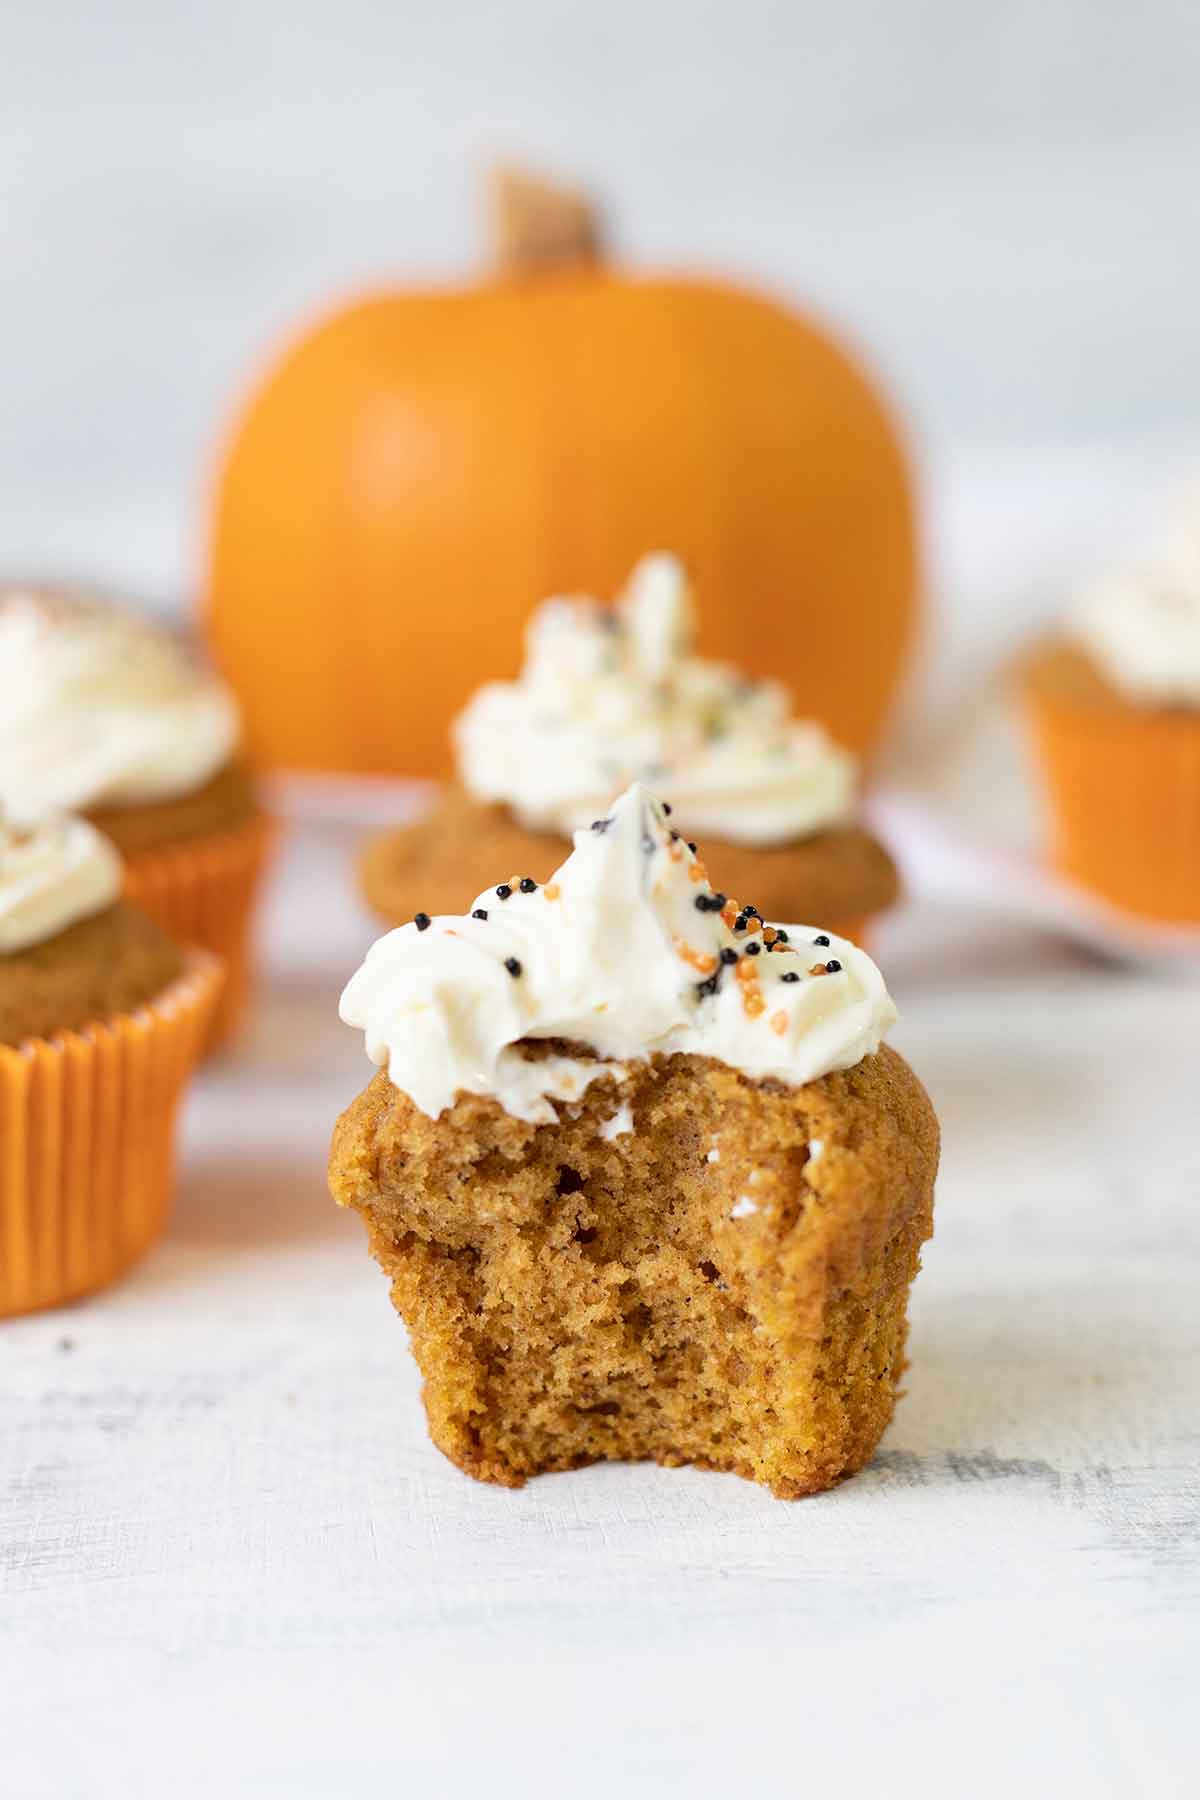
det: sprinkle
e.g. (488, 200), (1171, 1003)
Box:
(496, 884), (512, 899)
(674, 936), (718, 975)
(776, 929), (789, 943)
(770, 1010), (789, 1036)
(543, 883), (561, 902)
(826, 959), (842, 974)
(735, 959), (757, 985)
(687, 841), (697, 853)
(413, 912), (431, 931)
(745, 915), (763, 934)
(744, 906), (761, 920)
(782, 971), (800, 983)
(472, 908), (488, 920)
(720, 947), (738, 965)
(504, 957), (522, 978)
(733, 915), (749, 933)
(591, 818), (613, 833)
(743, 989), (766, 1019)
(813, 934), (830, 947)
(745, 941), (761, 956)
(763, 927), (777, 946)
(662, 802), (673, 815)
(694, 893), (724, 913)
(518, 877), (537, 893)
(696, 973), (721, 999)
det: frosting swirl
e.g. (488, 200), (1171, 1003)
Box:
(0, 587), (241, 815)
(0, 813), (122, 954)
(340, 783), (895, 1123)
(1072, 484), (1200, 707)
(454, 555), (855, 844)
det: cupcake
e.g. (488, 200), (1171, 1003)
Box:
(332, 783), (937, 1498)
(360, 555), (898, 943)
(1018, 492), (1200, 923)
(0, 812), (222, 1316)
(0, 585), (273, 1043)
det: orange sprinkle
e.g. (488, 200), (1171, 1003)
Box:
(667, 840), (684, 863)
(673, 936), (718, 976)
(763, 926), (778, 945)
(735, 959), (758, 985)
(745, 915), (763, 934)
(770, 1010), (789, 1036)
(543, 882), (561, 901)
(687, 859), (707, 885)
(720, 902), (739, 929)
(809, 962), (829, 977)
(743, 989), (766, 1019)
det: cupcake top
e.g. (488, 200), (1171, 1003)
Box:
(0, 811), (122, 955)
(454, 554), (855, 846)
(0, 585), (241, 816)
(1070, 487), (1200, 708)
(340, 783), (895, 1123)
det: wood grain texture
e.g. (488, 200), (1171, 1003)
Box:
(2, 811), (1198, 1798)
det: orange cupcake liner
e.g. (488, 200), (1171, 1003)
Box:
(122, 813), (276, 1049)
(1022, 690), (1200, 924)
(828, 914), (870, 949)
(0, 952), (223, 1319)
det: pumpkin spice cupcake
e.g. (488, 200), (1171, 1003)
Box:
(0, 584), (274, 1044)
(333, 784), (937, 1498)
(1018, 489), (1200, 924)
(360, 555), (899, 943)
(0, 813), (222, 1316)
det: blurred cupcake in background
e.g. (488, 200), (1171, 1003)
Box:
(1018, 484), (1200, 925)
(0, 811), (222, 1315)
(0, 585), (274, 1043)
(360, 555), (899, 942)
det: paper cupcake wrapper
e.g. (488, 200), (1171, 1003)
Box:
(0, 952), (223, 1318)
(122, 813), (275, 1049)
(1023, 691), (1200, 924)
(828, 914), (870, 949)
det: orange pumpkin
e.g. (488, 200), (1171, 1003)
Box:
(205, 172), (917, 776)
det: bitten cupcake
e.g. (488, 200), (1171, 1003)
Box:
(333, 784), (937, 1498)
(0, 812), (222, 1316)
(0, 584), (274, 1043)
(360, 555), (898, 943)
(1018, 491), (1200, 924)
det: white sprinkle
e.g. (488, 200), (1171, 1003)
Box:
(731, 1195), (759, 1219)
(599, 1101), (634, 1140)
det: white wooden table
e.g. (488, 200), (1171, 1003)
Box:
(3, 807), (1198, 1798)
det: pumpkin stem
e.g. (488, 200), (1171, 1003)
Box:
(488, 164), (603, 276)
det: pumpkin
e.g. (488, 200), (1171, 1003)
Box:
(205, 170), (917, 776)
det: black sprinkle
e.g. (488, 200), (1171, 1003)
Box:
(696, 973), (721, 998)
(744, 906), (761, 920)
(413, 911), (431, 931)
(694, 893), (725, 913)
(671, 830), (681, 842)
(733, 916), (749, 933)
(776, 929), (789, 943)
(518, 877), (537, 893)
(745, 941), (761, 956)
(590, 817), (613, 834)
(496, 884), (513, 899)
(711, 893), (727, 910)
(472, 908), (488, 920)
(662, 802), (673, 815)
(720, 947), (738, 965)
(813, 934), (830, 947)
(782, 972), (800, 983)
(504, 957), (522, 978)
(687, 841), (697, 853)
(825, 959), (842, 974)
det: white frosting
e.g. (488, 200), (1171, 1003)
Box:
(1072, 484), (1200, 707)
(454, 554), (855, 845)
(0, 813), (122, 954)
(0, 588), (241, 816)
(340, 783), (896, 1124)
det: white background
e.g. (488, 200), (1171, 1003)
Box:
(3, 7), (1200, 1795)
